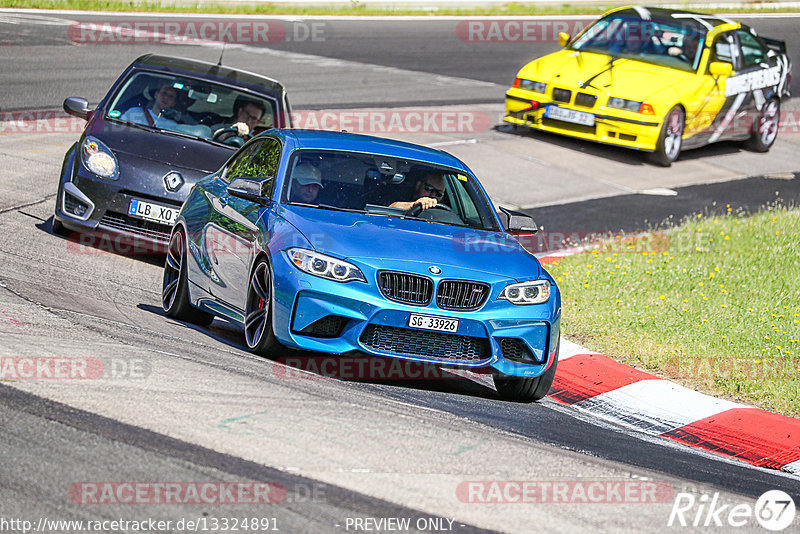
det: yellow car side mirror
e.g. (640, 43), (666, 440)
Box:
(558, 32), (570, 48)
(709, 61), (733, 77)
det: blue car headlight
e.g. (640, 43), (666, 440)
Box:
(81, 136), (119, 180)
(286, 248), (366, 283)
(498, 280), (550, 305)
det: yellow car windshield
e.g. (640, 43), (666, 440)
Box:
(571, 15), (706, 72)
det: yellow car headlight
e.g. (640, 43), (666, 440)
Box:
(607, 98), (655, 115)
(513, 78), (547, 94)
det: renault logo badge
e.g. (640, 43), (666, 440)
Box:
(163, 171), (184, 192)
(429, 266), (441, 275)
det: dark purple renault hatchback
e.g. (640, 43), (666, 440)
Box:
(54, 54), (292, 249)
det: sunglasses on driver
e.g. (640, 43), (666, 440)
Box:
(423, 183), (445, 198)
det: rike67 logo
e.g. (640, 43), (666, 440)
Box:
(669, 490), (796, 531)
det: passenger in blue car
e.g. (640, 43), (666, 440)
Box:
(389, 172), (445, 212)
(120, 81), (211, 138)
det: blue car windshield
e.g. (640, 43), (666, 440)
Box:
(282, 149), (499, 231)
(105, 71), (279, 142)
(570, 15), (706, 72)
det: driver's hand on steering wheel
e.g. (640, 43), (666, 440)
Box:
(232, 121), (250, 137)
(414, 197), (438, 211)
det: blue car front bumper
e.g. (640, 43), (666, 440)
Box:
(269, 251), (561, 378)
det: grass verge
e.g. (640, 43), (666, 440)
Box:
(2, 0), (799, 16)
(545, 205), (800, 417)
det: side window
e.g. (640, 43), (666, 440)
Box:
(222, 140), (263, 183)
(446, 175), (480, 224)
(737, 30), (767, 68)
(243, 137), (282, 197)
(710, 33), (738, 70)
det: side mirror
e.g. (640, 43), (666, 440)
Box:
(709, 61), (733, 77)
(499, 206), (538, 234)
(557, 32), (571, 48)
(63, 97), (91, 120)
(227, 176), (273, 205)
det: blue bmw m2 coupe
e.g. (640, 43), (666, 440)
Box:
(162, 129), (560, 402)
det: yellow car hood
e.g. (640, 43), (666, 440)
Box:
(518, 50), (693, 102)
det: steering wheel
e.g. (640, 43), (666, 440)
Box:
(405, 202), (452, 218)
(160, 108), (182, 122)
(212, 127), (245, 147)
(212, 126), (238, 141)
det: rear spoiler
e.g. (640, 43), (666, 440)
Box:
(762, 37), (787, 55)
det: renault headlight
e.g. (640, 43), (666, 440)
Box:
(498, 280), (550, 305)
(81, 136), (119, 180)
(286, 248), (366, 283)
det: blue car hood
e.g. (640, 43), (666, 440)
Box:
(277, 205), (543, 281)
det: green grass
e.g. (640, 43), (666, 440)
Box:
(546, 205), (800, 416)
(0, 1), (610, 15)
(3, 0), (799, 16)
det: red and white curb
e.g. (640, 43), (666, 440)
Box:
(535, 249), (800, 474)
(548, 338), (800, 474)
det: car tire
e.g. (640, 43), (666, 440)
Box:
(649, 106), (684, 167)
(162, 228), (214, 326)
(51, 217), (72, 237)
(244, 258), (280, 356)
(493, 340), (559, 403)
(745, 98), (780, 153)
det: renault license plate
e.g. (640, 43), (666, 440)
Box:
(128, 199), (178, 225)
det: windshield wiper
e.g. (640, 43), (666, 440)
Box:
(108, 117), (156, 133)
(107, 118), (221, 145)
(290, 203), (364, 213)
(153, 127), (201, 141)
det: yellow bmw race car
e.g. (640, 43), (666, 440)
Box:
(504, 6), (792, 165)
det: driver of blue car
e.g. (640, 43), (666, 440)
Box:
(389, 172), (445, 212)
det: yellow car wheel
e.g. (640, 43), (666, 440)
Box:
(649, 106), (684, 167)
(746, 98), (780, 153)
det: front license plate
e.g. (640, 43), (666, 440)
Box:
(544, 105), (595, 126)
(408, 314), (459, 333)
(128, 199), (178, 226)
